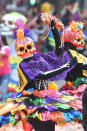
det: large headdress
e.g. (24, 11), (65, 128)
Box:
(15, 19), (36, 58)
(64, 20), (85, 49)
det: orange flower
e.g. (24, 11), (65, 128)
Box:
(17, 29), (24, 40)
(69, 21), (78, 32)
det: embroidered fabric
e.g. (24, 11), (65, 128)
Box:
(20, 51), (74, 81)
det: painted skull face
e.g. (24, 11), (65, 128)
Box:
(64, 30), (85, 49)
(15, 37), (36, 58)
(0, 20), (16, 36)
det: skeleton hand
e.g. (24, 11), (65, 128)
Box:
(82, 61), (87, 65)
(62, 57), (77, 68)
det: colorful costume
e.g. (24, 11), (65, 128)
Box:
(0, 16), (86, 131)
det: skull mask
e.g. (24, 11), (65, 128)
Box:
(15, 37), (36, 58)
(0, 12), (27, 36)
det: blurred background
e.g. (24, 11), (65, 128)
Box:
(0, 0), (86, 23)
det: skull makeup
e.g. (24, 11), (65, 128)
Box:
(15, 37), (36, 58)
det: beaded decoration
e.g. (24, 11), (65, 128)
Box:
(64, 20), (85, 48)
(17, 29), (24, 40)
(69, 21), (83, 32)
(40, 13), (64, 48)
(15, 19), (36, 58)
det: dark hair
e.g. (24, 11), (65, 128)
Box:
(64, 42), (76, 50)
(1, 36), (8, 46)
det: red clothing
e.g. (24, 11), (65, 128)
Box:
(0, 46), (11, 75)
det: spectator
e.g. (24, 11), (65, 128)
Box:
(61, 1), (73, 26)
(0, 36), (11, 100)
(30, 16), (47, 52)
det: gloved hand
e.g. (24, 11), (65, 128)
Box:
(69, 57), (78, 66)
(66, 57), (78, 68)
(51, 20), (56, 29)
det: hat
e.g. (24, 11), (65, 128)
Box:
(64, 20), (85, 49)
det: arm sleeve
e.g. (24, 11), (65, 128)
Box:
(51, 20), (63, 56)
(35, 57), (77, 80)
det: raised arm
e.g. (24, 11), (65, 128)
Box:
(51, 20), (63, 56)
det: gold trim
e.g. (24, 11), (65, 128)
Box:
(17, 64), (28, 91)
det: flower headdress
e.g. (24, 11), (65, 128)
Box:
(64, 20), (85, 49)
